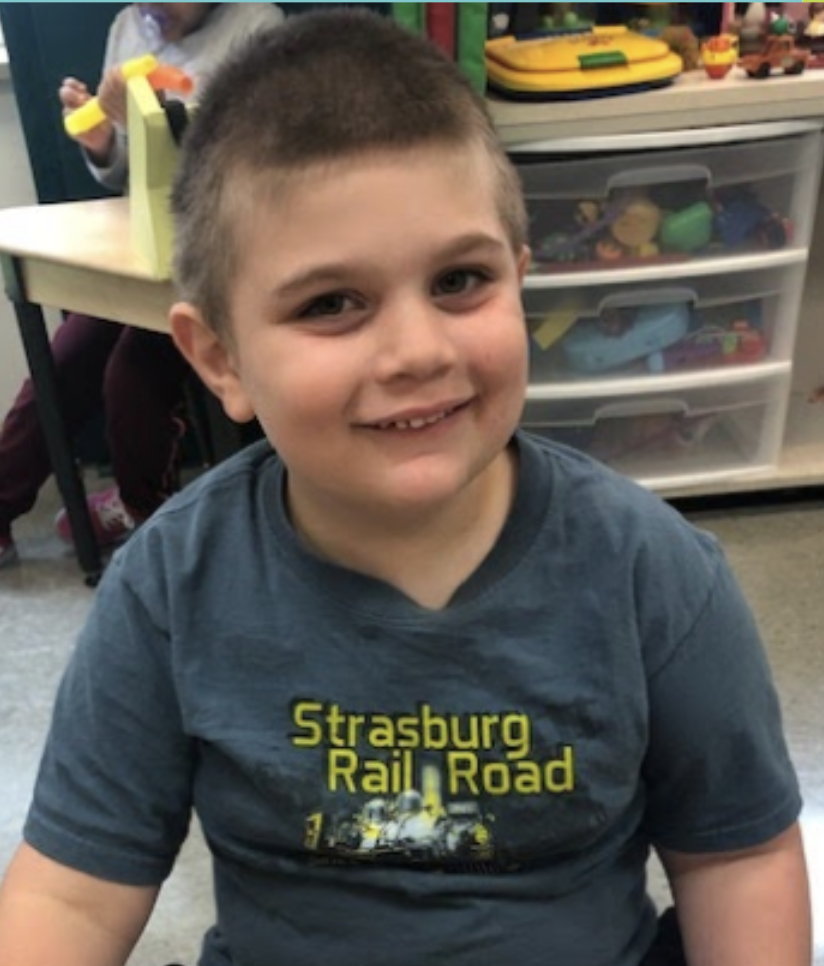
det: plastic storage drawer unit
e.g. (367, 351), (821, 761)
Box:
(522, 369), (791, 491)
(524, 262), (807, 384)
(515, 122), (823, 275)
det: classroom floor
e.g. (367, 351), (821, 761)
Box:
(1, 477), (822, 965)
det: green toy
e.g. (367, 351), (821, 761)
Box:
(659, 202), (714, 254)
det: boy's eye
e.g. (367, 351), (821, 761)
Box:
(434, 268), (489, 298)
(299, 292), (358, 318)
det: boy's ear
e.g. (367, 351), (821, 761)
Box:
(169, 303), (257, 424)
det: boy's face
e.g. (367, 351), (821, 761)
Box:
(137, 3), (214, 43)
(173, 145), (530, 528)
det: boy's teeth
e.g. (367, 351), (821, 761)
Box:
(387, 411), (448, 430)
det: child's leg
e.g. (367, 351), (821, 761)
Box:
(0, 313), (122, 536)
(103, 327), (190, 518)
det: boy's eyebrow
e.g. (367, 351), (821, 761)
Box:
(438, 232), (511, 262)
(270, 264), (358, 303)
(270, 233), (510, 302)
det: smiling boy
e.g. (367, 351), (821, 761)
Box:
(0, 10), (811, 966)
(174, 144), (529, 609)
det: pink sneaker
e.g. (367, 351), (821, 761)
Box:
(54, 486), (139, 548)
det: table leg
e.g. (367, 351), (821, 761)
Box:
(3, 259), (103, 585)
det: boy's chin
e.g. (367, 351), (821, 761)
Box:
(374, 458), (505, 517)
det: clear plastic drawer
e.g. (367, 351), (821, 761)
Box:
(521, 370), (791, 491)
(514, 125), (823, 275)
(524, 262), (807, 384)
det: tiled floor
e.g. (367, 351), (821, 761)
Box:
(1, 478), (822, 964)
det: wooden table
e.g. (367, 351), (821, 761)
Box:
(0, 197), (173, 584)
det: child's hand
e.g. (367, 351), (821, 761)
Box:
(59, 75), (114, 161)
(96, 65), (129, 128)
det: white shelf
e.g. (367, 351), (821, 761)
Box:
(488, 69), (824, 146)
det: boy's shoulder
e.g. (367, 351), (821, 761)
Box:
(518, 430), (692, 526)
(172, 436), (278, 510)
(130, 438), (280, 549)
(517, 429), (721, 570)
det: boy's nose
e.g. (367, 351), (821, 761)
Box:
(373, 296), (458, 381)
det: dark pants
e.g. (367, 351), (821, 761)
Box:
(642, 908), (688, 966)
(0, 313), (190, 535)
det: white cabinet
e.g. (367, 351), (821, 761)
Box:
(512, 120), (824, 495)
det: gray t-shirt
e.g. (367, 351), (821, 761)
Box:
(25, 433), (800, 966)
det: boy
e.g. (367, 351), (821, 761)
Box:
(0, 10), (811, 966)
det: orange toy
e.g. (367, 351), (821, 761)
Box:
(702, 34), (739, 79)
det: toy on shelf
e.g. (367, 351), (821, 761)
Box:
(659, 24), (701, 71)
(610, 195), (663, 253)
(535, 197), (630, 262)
(659, 201), (714, 252)
(533, 294), (770, 378)
(712, 185), (792, 250)
(701, 34), (740, 78)
(803, 4), (824, 39)
(64, 54), (193, 137)
(661, 319), (767, 369)
(484, 25), (683, 100)
(729, 3), (771, 55)
(560, 302), (690, 373)
(737, 30), (808, 77)
(794, 3), (824, 67)
(530, 181), (791, 273)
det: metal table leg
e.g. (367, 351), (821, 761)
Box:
(2, 255), (103, 585)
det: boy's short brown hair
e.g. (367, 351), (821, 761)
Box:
(171, 8), (527, 336)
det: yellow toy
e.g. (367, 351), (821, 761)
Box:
(64, 54), (193, 138)
(127, 72), (181, 279)
(485, 25), (683, 99)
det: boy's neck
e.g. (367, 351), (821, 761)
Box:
(286, 447), (519, 611)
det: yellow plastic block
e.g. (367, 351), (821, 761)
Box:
(531, 310), (578, 351)
(127, 74), (179, 279)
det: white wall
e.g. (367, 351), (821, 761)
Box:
(0, 74), (39, 415)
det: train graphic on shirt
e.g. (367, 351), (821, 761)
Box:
(304, 763), (496, 867)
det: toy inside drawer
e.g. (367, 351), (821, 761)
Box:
(514, 127), (822, 273)
(521, 371), (790, 490)
(524, 263), (806, 383)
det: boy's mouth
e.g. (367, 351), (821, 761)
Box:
(371, 401), (468, 432)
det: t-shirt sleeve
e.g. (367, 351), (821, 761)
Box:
(76, 8), (132, 193)
(83, 130), (129, 193)
(23, 554), (195, 887)
(641, 543), (801, 853)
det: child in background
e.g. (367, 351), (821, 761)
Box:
(0, 3), (283, 569)
(0, 10), (811, 966)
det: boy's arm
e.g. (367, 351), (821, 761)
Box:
(658, 822), (811, 966)
(0, 842), (158, 966)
